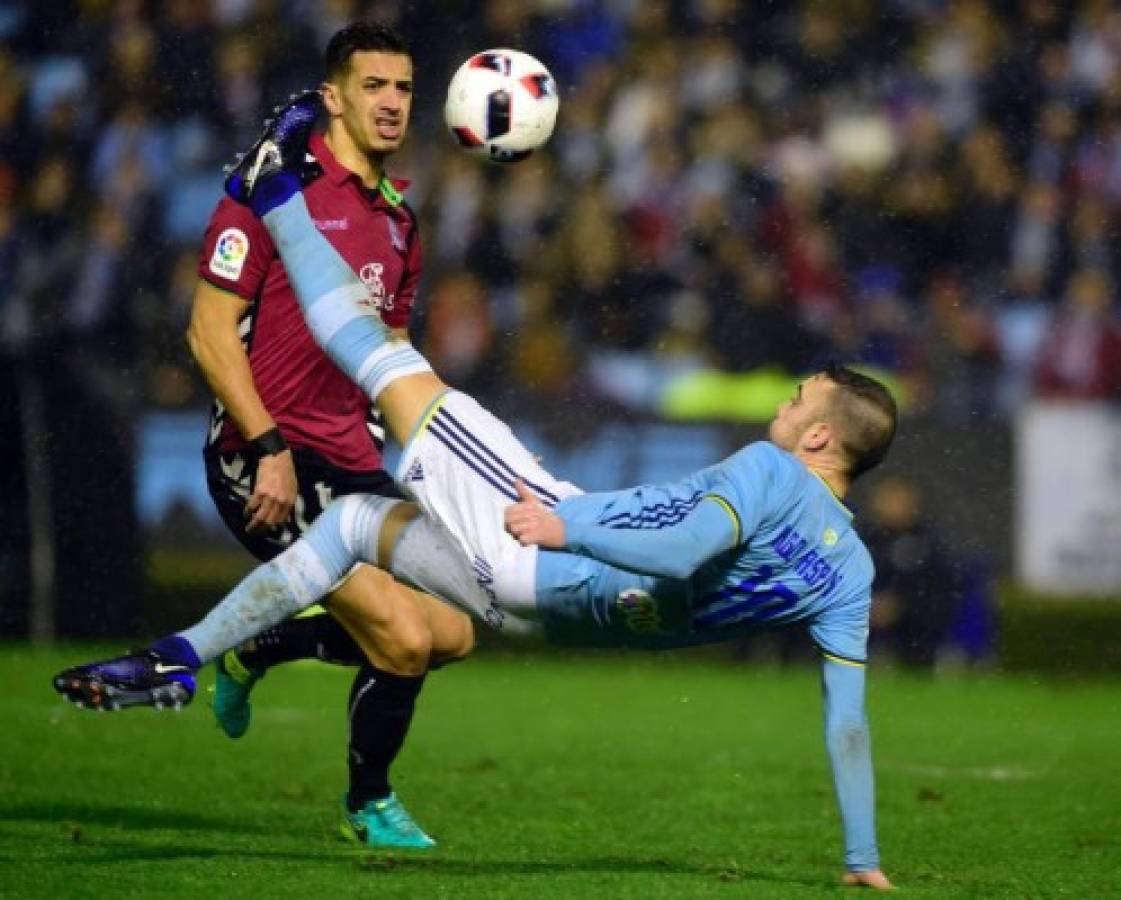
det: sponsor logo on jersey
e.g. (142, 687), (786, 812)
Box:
(359, 261), (396, 312)
(616, 589), (662, 634)
(823, 528), (838, 546)
(773, 524), (844, 597)
(472, 555), (507, 631)
(313, 217), (349, 231)
(406, 459), (424, 482)
(209, 228), (249, 280)
(473, 555), (497, 601)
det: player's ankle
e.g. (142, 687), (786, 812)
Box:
(149, 635), (202, 669)
(252, 171), (301, 218)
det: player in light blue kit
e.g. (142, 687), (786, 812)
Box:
(54, 94), (894, 890)
(522, 409), (878, 666)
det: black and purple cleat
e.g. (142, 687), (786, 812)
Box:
(53, 650), (196, 712)
(224, 89), (323, 214)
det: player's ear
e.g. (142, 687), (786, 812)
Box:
(321, 81), (342, 116)
(803, 422), (831, 453)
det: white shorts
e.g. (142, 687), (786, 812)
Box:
(394, 391), (581, 621)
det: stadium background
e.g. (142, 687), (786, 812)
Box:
(1, 0), (1119, 671)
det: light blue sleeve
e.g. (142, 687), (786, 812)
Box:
(809, 604), (870, 664)
(821, 657), (880, 872)
(708, 442), (786, 541)
(561, 498), (739, 579)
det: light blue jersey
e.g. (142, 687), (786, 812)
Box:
(533, 441), (881, 871)
(535, 441), (873, 662)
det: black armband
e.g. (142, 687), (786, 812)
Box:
(250, 426), (288, 457)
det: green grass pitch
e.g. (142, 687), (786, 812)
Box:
(0, 645), (1118, 899)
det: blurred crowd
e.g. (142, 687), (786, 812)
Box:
(4, 0), (1121, 425)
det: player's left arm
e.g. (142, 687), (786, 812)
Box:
(505, 481), (739, 578)
(821, 655), (893, 890)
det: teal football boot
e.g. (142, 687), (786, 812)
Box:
(212, 649), (264, 739)
(340, 794), (436, 849)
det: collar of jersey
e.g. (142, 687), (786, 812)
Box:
(309, 131), (409, 204)
(811, 470), (854, 519)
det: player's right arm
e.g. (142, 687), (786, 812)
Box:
(505, 481), (737, 577)
(187, 279), (297, 533)
(820, 655), (892, 890)
(189, 201), (297, 534)
(507, 445), (779, 578)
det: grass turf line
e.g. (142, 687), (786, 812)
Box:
(0, 645), (1119, 899)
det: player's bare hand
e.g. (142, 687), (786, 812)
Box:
(505, 479), (566, 548)
(245, 450), (297, 533)
(842, 870), (894, 890)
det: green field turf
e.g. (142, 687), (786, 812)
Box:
(0, 646), (1118, 899)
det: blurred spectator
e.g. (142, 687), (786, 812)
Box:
(503, 275), (588, 420)
(1034, 267), (1121, 400)
(238, 0), (319, 95)
(708, 244), (822, 374)
(155, 0), (219, 119)
(97, 13), (157, 116)
(865, 475), (960, 669)
(914, 273), (1002, 421)
(547, 183), (624, 337)
(214, 33), (265, 145)
(956, 124), (1019, 287)
(0, 48), (32, 178)
(1009, 180), (1064, 297)
(421, 270), (497, 395)
(852, 265), (916, 374)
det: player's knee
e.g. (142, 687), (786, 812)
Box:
(342, 577), (435, 672)
(399, 623), (435, 671)
(373, 614), (433, 674)
(429, 613), (475, 668)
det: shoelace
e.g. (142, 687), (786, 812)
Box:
(378, 800), (420, 835)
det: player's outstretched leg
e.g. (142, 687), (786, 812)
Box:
(53, 649), (196, 712)
(50, 495), (405, 712)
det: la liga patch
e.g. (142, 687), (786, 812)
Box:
(210, 228), (250, 280)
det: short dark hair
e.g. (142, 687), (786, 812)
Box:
(324, 22), (411, 81)
(822, 362), (898, 479)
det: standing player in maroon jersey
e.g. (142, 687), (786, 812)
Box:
(188, 22), (472, 848)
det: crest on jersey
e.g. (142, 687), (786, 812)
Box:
(616, 589), (662, 634)
(359, 261), (394, 312)
(210, 228), (249, 280)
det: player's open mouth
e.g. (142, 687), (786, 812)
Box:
(376, 119), (402, 139)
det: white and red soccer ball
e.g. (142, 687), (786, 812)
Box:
(444, 49), (559, 163)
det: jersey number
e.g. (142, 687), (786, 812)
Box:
(696, 565), (799, 627)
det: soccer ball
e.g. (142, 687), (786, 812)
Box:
(444, 49), (559, 163)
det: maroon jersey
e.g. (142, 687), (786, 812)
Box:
(197, 132), (421, 472)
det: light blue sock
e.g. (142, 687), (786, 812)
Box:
(261, 194), (431, 401)
(175, 495), (399, 664)
(177, 542), (343, 665)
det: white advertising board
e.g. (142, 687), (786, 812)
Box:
(1016, 403), (1121, 595)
